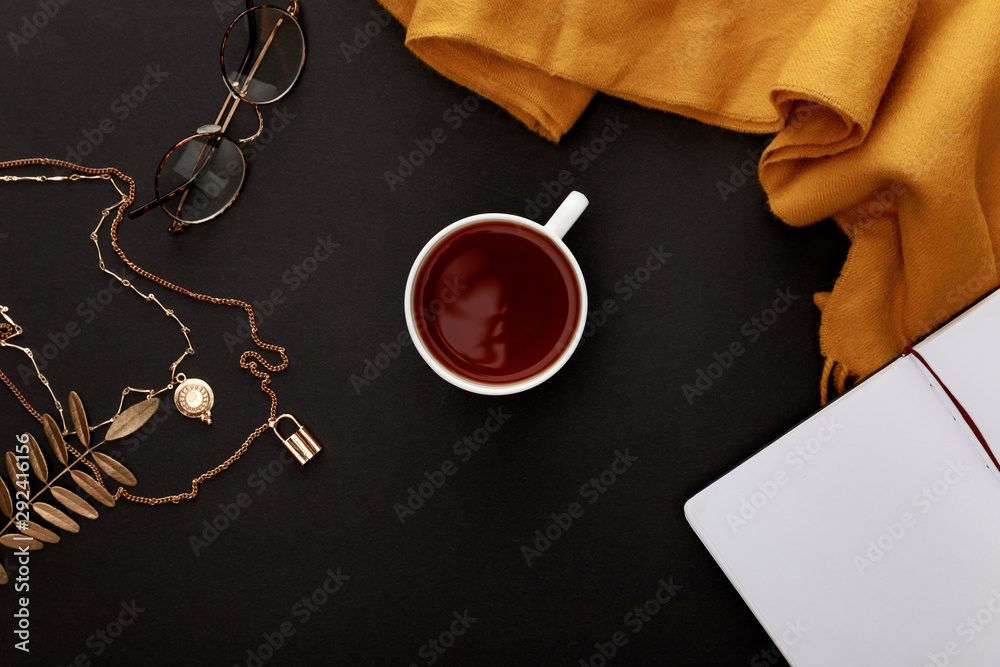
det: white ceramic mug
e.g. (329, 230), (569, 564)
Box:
(404, 192), (589, 395)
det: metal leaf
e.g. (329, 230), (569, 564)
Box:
(0, 477), (11, 519)
(69, 391), (90, 448)
(26, 434), (48, 483)
(106, 397), (160, 441)
(5, 451), (18, 485)
(92, 452), (138, 486)
(5, 451), (27, 498)
(69, 470), (115, 507)
(50, 486), (99, 519)
(42, 413), (68, 466)
(32, 502), (80, 533)
(16, 520), (60, 544)
(0, 534), (43, 551)
(0, 562), (7, 585)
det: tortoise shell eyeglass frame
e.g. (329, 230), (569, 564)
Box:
(128, 0), (305, 233)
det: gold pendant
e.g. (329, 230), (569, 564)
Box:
(174, 378), (214, 424)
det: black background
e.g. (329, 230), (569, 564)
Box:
(0, 1), (849, 665)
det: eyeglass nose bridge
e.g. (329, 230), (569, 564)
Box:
(210, 90), (265, 145)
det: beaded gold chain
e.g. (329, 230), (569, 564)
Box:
(0, 158), (321, 506)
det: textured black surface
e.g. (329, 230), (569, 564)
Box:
(0, 2), (849, 665)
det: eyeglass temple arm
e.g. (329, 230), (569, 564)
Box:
(127, 139), (220, 219)
(128, 176), (201, 220)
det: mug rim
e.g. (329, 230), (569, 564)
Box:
(404, 212), (588, 395)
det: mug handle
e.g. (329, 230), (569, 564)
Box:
(543, 191), (589, 239)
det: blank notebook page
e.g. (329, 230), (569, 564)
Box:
(686, 291), (1000, 666)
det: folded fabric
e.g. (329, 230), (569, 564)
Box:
(379, 0), (1000, 401)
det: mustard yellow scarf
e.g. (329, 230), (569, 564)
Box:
(379, 0), (1000, 401)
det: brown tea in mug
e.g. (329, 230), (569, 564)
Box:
(412, 221), (582, 384)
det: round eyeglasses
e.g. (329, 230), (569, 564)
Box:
(129, 1), (305, 232)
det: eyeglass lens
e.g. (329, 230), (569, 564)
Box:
(156, 135), (246, 224)
(222, 6), (306, 105)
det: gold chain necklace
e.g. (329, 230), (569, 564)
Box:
(0, 158), (321, 509)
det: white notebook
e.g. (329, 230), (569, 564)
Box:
(686, 290), (1000, 666)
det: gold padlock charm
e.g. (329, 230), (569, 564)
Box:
(271, 414), (322, 464)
